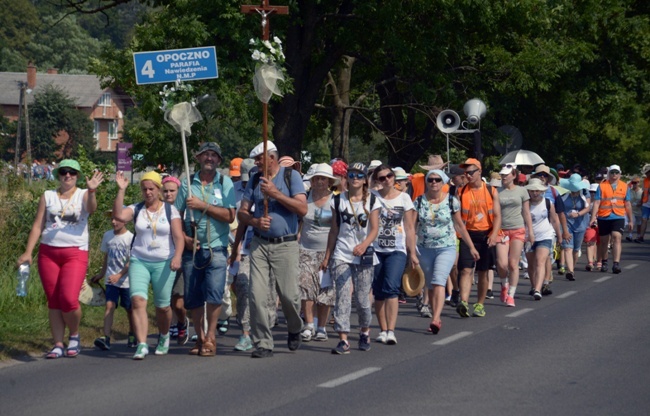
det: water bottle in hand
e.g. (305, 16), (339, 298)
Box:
(16, 263), (29, 297)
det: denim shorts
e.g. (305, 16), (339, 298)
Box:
(105, 285), (132, 310)
(642, 206), (650, 220)
(530, 239), (553, 253)
(561, 230), (586, 251)
(417, 246), (456, 287)
(372, 250), (407, 300)
(183, 247), (228, 309)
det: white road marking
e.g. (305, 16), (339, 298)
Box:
(506, 308), (534, 318)
(318, 367), (381, 388)
(556, 290), (578, 299)
(594, 276), (613, 283)
(624, 264), (638, 270)
(432, 331), (473, 346)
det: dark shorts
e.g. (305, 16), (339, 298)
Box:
(458, 231), (496, 272)
(105, 285), (132, 310)
(597, 218), (625, 236)
(172, 268), (184, 297)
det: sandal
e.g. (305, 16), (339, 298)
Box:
(189, 341), (202, 356)
(46, 345), (64, 359)
(65, 335), (81, 357)
(200, 339), (216, 357)
(429, 320), (442, 335)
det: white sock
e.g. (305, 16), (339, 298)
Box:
(317, 326), (326, 332)
(500, 278), (509, 286)
(305, 323), (314, 329)
(508, 286), (517, 297)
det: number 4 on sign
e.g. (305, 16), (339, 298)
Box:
(141, 60), (155, 79)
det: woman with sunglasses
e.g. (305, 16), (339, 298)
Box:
(321, 163), (380, 354)
(17, 159), (104, 359)
(113, 171), (184, 359)
(370, 164), (417, 345)
(495, 164), (534, 307)
(414, 170), (478, 333)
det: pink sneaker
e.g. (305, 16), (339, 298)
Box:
(500, 284), (509, 303)
(505, 295), (516, 307)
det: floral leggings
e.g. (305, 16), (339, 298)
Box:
(330, 259), (374, 334)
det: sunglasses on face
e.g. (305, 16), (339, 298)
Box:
(536, 173), (550, 178)
(427, 177), (443, 183)
(503, 164), (516, 169)
(465, 169), (479, 177)
(609, 170), (620, 175)
(347, 172), (366, 180)
(630, 181), (638, 184)
(58, 169), (78, 176)
(376, 172), (395, 182)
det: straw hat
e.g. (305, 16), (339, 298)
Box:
(420, 154), (448, 171)
(402, 264), (425, 297)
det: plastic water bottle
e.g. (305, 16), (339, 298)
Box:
(16, 263), (29, 297)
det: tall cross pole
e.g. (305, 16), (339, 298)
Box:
(241, 0), (288, 215)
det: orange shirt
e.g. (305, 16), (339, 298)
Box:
(460, 184), (496, 232)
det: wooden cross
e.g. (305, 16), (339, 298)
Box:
(241, 1), (289, 215)
(241, 0), (289, 41)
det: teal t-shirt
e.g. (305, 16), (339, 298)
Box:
(175, 171), (236, 248)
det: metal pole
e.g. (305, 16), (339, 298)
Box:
(14, 83), (24, 174)
(180, 129), (195, 224)
(24, 85), (32, 184)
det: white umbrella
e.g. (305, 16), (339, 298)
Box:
(499, 149), (544, 166)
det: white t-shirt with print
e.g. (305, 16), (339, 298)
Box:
(100, 229), (133, 288)
(41, 189), (90, 250)
(128, 203), (181, 262)
(374, 191), (415, 254)
(330, 193), (381, 265)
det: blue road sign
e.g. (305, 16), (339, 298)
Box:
(133, 46), (218, 85)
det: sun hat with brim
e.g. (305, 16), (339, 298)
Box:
(368, 160), (383, 171)
(249, 141), (278, 158)
(643, 164), (650, 174)
(141, 171), (162, 188)
(54, 159), (81, 177)
(304, 163), (336, 181)
(426, 169), (449, 184)
(420, 154), (448, 171)
(392, 167), (409, 180)
(525, 178), (547, 191)
(559, 173), (588, 193)
(402, 264), (425, 297)
(532, 164), (557, 185)
(589, 183), (599, 192)
(195, 142), (223, 159)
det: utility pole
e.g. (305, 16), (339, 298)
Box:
(23, 82), (32, 184)
(13, 82), (24, 175)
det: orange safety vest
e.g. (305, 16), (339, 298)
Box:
(410, 173), (425, 201)
(460, 183), (495, 231)
(642, 177), (650, 204)
(597, 179), (627, 217)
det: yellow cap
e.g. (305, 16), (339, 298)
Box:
(141, 171), (162, 188)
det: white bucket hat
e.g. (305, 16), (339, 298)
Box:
(303, 163), (336, 181)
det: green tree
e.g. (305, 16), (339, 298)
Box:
(29, 85), (95, 159)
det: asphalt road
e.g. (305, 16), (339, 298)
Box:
(2, 242), (649, 416)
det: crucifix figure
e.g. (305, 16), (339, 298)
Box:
(241, 0), (289, 215)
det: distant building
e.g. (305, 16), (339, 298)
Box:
(0, 63), (134, 152)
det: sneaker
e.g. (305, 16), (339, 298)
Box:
(251, 348), (273, 358)
(155, 333), (170, 355)
(420, 304), (433, 318)
(358, 334), (371, 351)
(375, 331), (388, 344)
(486, 289), (494, 299)
(626, 236), (633, 242)
(566, 271), (575, 281)
(472, 303), (486, 317)
(398, 294), (407, 304)
(586, 262), (594, 271)
(450, 290), (460, 307)
(301, 326), (315, 342)
(127, 333), (137, 348)
(287, 331), (301, 351)
(634, 237), (644, 243)
(529, 288), (536, 296)
(533, 290), (542, 301)
(456, 300), (470, 318)
(169, 323), (178, 339)
(541, 283), (553, 296)
(523, 271), (530, 279)
(505, 296), (516, 307)
(612, 263), (622, 274)
(500, 284), (509, 303)
(133, 343), (149, 360)
(314, 329), (328, 341)
(177, 317), (190, 345)
(234, 335), (253, 351)
(386, 331), (397, 345)
(331, 340), (350, 355)
(415, 295), (424, 312)
(601, 263), (608, 272)
(94, 336), (110, 351)
(217, 319), (230, 335)
(558, 265), (566, 275)
(444, 294), (452, 305)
